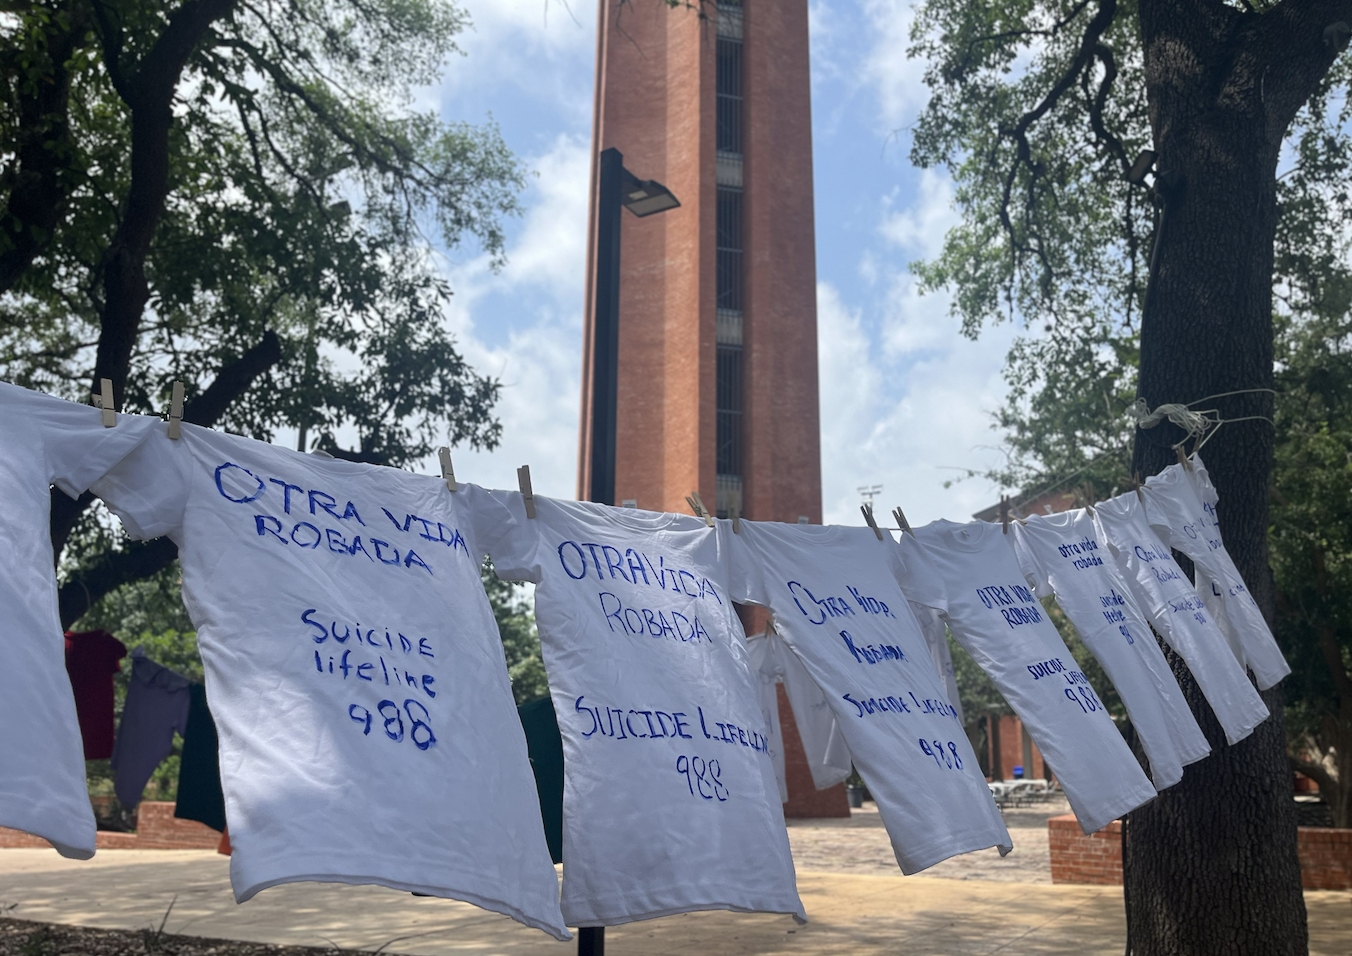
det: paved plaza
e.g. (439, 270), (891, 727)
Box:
(0, 805), (1347, 956)
(786, 800), (1059, 883)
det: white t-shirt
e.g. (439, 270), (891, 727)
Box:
(90, 425), (567, 939)
(745, 631), (789, 802)
(909, 520), (1157, 835)
(760, 624), (853, 793)
(1185, 455), (1240, 656)
(484, 495), (803, 928)
(1092, 492), (1269, 746)
(0, 382), (157, 859)
(1011, 510), (1211, 790)
(1143, 463), (1290, 690)
(910, 601), (965, 725)
(719, 519), (1011, 874)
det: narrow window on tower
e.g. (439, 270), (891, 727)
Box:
(715, 1), (744, 518)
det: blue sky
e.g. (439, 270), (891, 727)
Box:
(427, 0), (1018, 525)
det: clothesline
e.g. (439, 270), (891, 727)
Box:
(0, 380), (1291, 945)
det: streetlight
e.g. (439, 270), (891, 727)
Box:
(858, 484), (883, 507)
(588, 147), (681, 505)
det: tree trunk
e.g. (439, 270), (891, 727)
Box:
(1124, 5), (1345, 953)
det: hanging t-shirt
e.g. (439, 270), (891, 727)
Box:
(751, 623), (852, 796)
(516, 696), (565, 865)
(1092, 492), (1269, 745)
(1143, 463), (1290, 690)
(910, 601), (965, 725)
(1185, 455), (1244, 661)
(0, 381), (157, 859)
(64, 629), (128, 759)
(719, 519), (1011, 873)
(485, 495), (803, 928)
(1011, 511), (1210, 790)
(112, 649), (192, 807)
(745, 631), (789, 802)
(90, 425), (567, 939)
(908, 519), (1157, 835)
(174, 682), (226, 833)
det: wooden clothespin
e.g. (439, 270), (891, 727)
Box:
(729, 505), (741, 534)
(1131, 472), (1145, 504)
(438, 447), (457, 492)
(95, 378), (115, 427)
(1175, 445), (1193, 472)
(167, 381), (184, 439)
(860, 502), (883, 540)
(1080, 482), (1096, 515)
(892, 506), (913, 536)
(517, 465), (536, 519)
(1000, 495), (1011, 534)
(689, 491), (714, 528)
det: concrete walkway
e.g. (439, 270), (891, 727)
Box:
(0, 848), (1348, 956)
(787, 801), (1062, 883)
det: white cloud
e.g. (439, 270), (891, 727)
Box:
(860, 0), (930, 130)
(873, 169), (960, 356)
(878, 168), (955, 259)
(818, 275), (1013, 528)
(443, 0), (596, 118)
(429, 134), (592, 499)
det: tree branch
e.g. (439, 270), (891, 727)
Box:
(1289, 753), (1336, 794)
(952, 0), (1093, 81)
(58, 537), (178, 630)
(0, 8), (91, 295)
(51, 330), (284, 578)
(180, 330), (282, 426)
(1088, 43), (1132, 174)
(1255, 0), (1352, 138)
(92, 0), (241, 409)
(995, 0), (1120, 266)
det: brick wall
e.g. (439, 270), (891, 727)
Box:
(0, 828), (51, 849)
(1048, 814), (1123, 885)
(1299, 827), (1352, 890)
(0, 801), (220, 851)
(1048, 814), (1352, 890)
(133, 802), (222, 849)
(988, 714), (1045, 781)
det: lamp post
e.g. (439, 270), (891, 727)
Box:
(588, 147), (681, 505)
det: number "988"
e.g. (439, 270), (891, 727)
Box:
(349, 699), (436, 751)
(676, 755), (729, 801)
(919, 739), (964, 769)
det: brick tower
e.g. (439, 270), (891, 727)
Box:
(579, 0), (844, 816)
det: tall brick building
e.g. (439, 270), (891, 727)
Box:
(579, 0), (844, 815)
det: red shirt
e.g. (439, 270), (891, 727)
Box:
(64, 630), (127, 759)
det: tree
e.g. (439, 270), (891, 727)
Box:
(910, 2), (1352, 952)
(0, 0), (524, 624)
(483, 559), (549, 705)
(1270, 310), (1352, 828)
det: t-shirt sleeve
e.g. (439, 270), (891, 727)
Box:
(1138, 485), (1176, 543)
(1009, 524), (1053, 599)
(12, 381), (161, 499)
(89, 427), (191, 541)
(714, 518), (770, 607)
(888, 533), (948, 612)
(470, 486), (541, 584)
(456, 483), (525, 567)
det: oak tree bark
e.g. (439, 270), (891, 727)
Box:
(1126, 3), (1352, 953)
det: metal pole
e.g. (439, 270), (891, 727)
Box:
(589, 147), (624, 505)
(578, 926), (605, 956)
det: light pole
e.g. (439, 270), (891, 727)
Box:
(588, 147), (680, 505)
